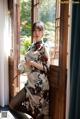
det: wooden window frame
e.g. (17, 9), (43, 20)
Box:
(9, 0), (20, 99)
(31, 0), (40, 23)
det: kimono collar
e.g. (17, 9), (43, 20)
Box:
(33, 40), (42, 50)
(28, 40), (43, 51)
(34, 40), (42, 46)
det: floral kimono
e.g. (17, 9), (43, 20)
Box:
(19, 40), (50, 119)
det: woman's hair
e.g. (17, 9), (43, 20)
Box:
(33, 21), (44, 32)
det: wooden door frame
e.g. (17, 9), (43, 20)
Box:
(50, 1), (69, 119)
(59, 0), (69, 118)
(13, 0), (20, 95)
(49, 0), (69, 118)
(8, 1), (69, 119)
(8, 0), (20, 100)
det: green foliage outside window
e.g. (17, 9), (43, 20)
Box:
(20, 0), (56, 55)
(20, 36), (31, 55)
(20, 0), (31, 37)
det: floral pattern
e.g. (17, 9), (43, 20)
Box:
(21, 41), (49, 119)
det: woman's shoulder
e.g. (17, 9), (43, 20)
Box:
(27, 43), (34, 51)
(41, 42), (49, 51)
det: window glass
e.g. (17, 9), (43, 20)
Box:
(39, 0), (60, 65)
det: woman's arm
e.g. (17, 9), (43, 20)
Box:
(26, 60), (44, 71)
(26, 46), (50, 72)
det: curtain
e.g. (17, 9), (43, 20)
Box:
(0, 0), (9, 106)
(69, 1), (80, 119)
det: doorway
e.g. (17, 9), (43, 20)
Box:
(19, 0), (59, 90)
(9, 0), (69, 119)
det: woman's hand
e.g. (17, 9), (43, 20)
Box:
(26, 60), (43, 71)
(25, 60), (33, 67)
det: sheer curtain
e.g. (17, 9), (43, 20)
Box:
(0, 0), (11, 106)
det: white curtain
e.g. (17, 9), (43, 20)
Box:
(0, 0), (11, 106)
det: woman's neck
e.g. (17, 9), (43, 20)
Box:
(33, 36), (43, 43)
(33, 39), (42, 43)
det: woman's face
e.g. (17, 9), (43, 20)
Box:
(33, 28), (43, 42)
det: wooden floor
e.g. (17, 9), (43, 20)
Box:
(0, 106), (32, 119)
(0, 111), (15, 119)
(0, 106), (15, 119)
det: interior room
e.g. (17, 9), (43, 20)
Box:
(0, 0), (80, 119)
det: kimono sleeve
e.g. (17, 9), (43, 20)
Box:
(42, 45), (50, 73)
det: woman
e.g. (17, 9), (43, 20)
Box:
(10, 21), (50, 119)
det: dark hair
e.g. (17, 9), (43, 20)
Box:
(33, 21), (44, 32)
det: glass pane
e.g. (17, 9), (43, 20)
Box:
(39, 0), (60, 66)
(20, 0), (31, 90)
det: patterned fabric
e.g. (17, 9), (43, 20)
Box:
(20, 41), (49, 119)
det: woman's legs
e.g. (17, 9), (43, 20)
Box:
(9, 88), (33, 119)
(9, 88), (26, 110)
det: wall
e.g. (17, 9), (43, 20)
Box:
(66, 0), (72, 118)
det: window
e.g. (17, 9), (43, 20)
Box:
(20, 0), (60, 89)
(39, 0), (60, 65)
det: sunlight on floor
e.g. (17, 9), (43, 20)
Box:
(20, 74), (28, 90)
